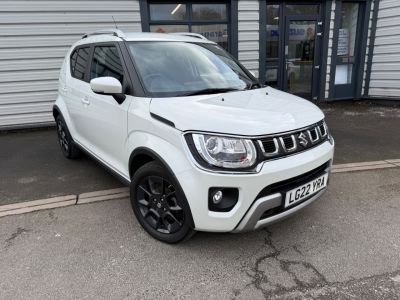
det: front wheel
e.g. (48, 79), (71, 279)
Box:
(130, 161), (195, 243)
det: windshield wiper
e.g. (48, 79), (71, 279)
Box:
(181, 88), (244, 96)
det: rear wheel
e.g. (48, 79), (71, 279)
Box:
(56, 115), (81, 159)
(130, 161), (195, 243)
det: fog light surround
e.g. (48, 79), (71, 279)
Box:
(208, 187), (239, 212)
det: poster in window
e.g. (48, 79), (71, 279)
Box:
(337, 28), (349, 56)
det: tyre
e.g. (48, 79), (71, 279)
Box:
(56, 115), (81, 159)
(130, 161), (195, 243)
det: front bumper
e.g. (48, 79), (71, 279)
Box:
(233, 175), (329, 233)
(176, 140), (334, 232)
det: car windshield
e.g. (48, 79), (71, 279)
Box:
(128, 41), (258, 97)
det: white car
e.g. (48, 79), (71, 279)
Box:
(54, 30), (334, 243)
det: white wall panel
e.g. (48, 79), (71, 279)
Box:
(325, 0), (336, 98)
(368, 0), (400, 98)
(0, 0), (142, 128)
(238, 0), (259, 75)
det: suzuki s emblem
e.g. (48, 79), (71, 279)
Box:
(298, 132), (308, 147)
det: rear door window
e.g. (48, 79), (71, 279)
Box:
(70, 47), (90, 81)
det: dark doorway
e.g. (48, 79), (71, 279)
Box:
(265, 3), (323, 101)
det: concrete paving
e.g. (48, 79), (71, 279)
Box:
(1, 101), (399, 205)
(0, 168), (399, 299)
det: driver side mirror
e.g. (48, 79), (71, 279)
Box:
(90, 77), (126, 104)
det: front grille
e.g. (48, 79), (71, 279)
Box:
(283, 136), (294, 149)
(257, 121), (328, 161)
(310, 128), (318, 140)
(263, 139), (277, 153)
(319, 123), (327, 136)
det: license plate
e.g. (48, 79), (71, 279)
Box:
(284, 173), (328, 208)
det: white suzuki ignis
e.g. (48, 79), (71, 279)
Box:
(54, 30), (334, 243)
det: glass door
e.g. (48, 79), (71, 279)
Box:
(265, 3), (322, 101)
(333, 2), (363, 99)
(284, 19), (318, 99)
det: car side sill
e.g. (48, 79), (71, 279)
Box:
(74, 141), (131, 186)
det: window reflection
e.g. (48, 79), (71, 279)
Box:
(192, 4), (227, 20)
(148, 3), (230, 51)
(266, 5), (280, 59)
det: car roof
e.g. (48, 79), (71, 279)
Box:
(73, 31), (216, 48)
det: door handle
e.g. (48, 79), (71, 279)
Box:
(81, 96), (90, 105)
(62, 87), (68, 94)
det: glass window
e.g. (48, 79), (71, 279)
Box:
(192, 24), (228, 49)
(338, 3), (359, 58)
(128, 42), (248, 96)
(266, 67), (278, 87)
(150, 24), (189, 33)
(90, 46), (124, 83)
(266, 5), (280, 59)
(335, 64), (353, 85)
(149, 4), (187, 21)
(148, 2), (230, 51)
(335, 2), (360, 85)
(70, 47), (90, 80)
(285, 4), (319, 15)
(192, 4), (227, 20)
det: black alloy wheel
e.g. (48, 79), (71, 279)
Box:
(57, 118), (69, 154)
(55, 115), (81, 159)
(137, 176), (184, 234)
(131, 161), (195, 243)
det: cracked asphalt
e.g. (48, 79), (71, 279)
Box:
(1, 168), (399, 299)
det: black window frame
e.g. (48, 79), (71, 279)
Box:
(144, 1), (233, 53)
(70, 46), (91, 82)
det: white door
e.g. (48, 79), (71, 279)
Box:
(65, 46), (92, 145)
(79, 44), (131, 177)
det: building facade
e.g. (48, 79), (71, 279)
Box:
(0, 0), (399, 128)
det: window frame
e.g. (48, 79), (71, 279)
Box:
(145, 1), (232, 53)
(69, 46), (91, 82)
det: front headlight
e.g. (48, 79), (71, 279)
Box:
(189, 133), (257, 169)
